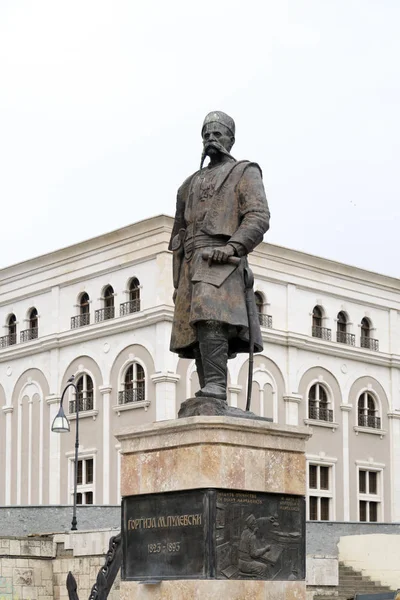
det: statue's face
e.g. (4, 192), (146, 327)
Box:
(202, 122), (235, 157)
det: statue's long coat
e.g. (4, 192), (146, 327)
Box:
(169, 159), (270, 359)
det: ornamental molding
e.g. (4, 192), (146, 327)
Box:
(340, 404), (353, 412)
(46, 395), (61, 405)
(353, 425), (387, 438)
(65, 447), (98, 458)
(303, 418), (339, 432)
(283, 394), (302, 404)
(150, 372), (180, 384)
(68, 409), (99, 422)
(387, 412), (400, 420)
(99, 385), (113, 395)
(1, 405), (13, 414)
(112, 400), (150, 416)
(228, 384), (243, 393)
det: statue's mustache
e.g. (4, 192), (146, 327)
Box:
(199, 141), (234, 170)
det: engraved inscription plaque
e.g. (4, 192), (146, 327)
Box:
(122, 489), (209, 580)
(122, 489), (305, 581)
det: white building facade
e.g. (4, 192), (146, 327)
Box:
(0, 215), (399, 524)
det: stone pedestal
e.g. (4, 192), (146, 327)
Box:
(116, 416), (310, 600)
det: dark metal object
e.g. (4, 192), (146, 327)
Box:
(69, 393), (94, 413)
(361, 336), (379, 351)
(120, 299), (140, 316)
(0, 333), (17, 347)
(309, 404), (333, 422)
(169, 112), (270, 406)
(118, 389), (145, 404)
(122, 488), (305, 582)
(95, 307), (115, 322)
(66, 533), (122, 600)
(312, 326), (332, 340)
(258, 313), (273, 328)
(54, 379), (80, 531)
(244, 266), (255, 412)
(336, 331), (355, 345)
(71, 314), (90, 329)
(358, 414), (381, 429)
(20, 328), (38, 342)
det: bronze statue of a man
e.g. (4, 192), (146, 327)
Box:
(169, 111), (270, 402)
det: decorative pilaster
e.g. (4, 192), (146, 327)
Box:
(100, 385), (112, 504)
(228, 384), (242, 408)
(388, 411), (400, 521)
(283, 394), (302, 426)
(47, 395), (61, 503)
(151, 372), (180, 421)
(2, 405), (13, 506)
(340, 403), (352, 520)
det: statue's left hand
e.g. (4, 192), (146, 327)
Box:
(207, 245), (236, 266)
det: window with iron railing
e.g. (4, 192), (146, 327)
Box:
(360, 318), (378, 350)
(69, 374), (94, 413)
(308, 383), (333, 422)
(118, 363), (145, 405)
(357, 392), (380, 429)
(254, 292), (272, 328)
(71, 293), (91, 329)
(2, 314), (18, 347)
(96, 285), (115, 322)
(311, 306), (331, 340)
(21, 308), (39, 342)
(336, 312), (354, 345)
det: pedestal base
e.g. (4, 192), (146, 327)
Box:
(116, 416), (310, 599)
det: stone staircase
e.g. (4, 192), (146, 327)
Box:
(314, 562), (396, 600)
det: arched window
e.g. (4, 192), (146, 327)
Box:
(308, 383), (332, 422)
(358, 392), (380, 429)
(120, 278), (141, 316)
(69, 374), (94, 413)
(96, 286), (115, 322)
(312, 306), (330, 340)
(254, 291), (272, 328)
(71, 293), (90, 329)
(118, 363), (145, 404)
(8, 314), (17, 346)
(361, 318), (371, 340)
(255, 292), (263, 314)
(360, 318), (378, 350)
(337, 312), (355, 345)
(20, 308), (39, 342)
(80, 293), (90, 317)
(29, 308), (38, 338)
(129, 278), (140, 312)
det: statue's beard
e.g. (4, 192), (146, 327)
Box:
(200, 141), (235, 170)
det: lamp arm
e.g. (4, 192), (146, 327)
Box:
(60, 382), (78, 408)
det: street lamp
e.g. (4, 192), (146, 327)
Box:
(51, 375), (80, 531)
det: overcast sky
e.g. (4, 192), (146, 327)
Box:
(1, 1), (399, 277)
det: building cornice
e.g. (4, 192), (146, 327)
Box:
(0, 306), (174, 364)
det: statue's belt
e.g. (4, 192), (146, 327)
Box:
(184, 233), (227, 260)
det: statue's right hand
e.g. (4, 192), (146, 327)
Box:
(173, 289), (177, 304)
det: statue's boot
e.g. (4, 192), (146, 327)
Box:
(193, 348), (206, 390)
(195, 322), (228, 401)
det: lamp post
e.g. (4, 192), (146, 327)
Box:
(51, 375), (80, 531)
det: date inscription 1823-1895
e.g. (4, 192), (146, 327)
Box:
(122, 489), (305, 581)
